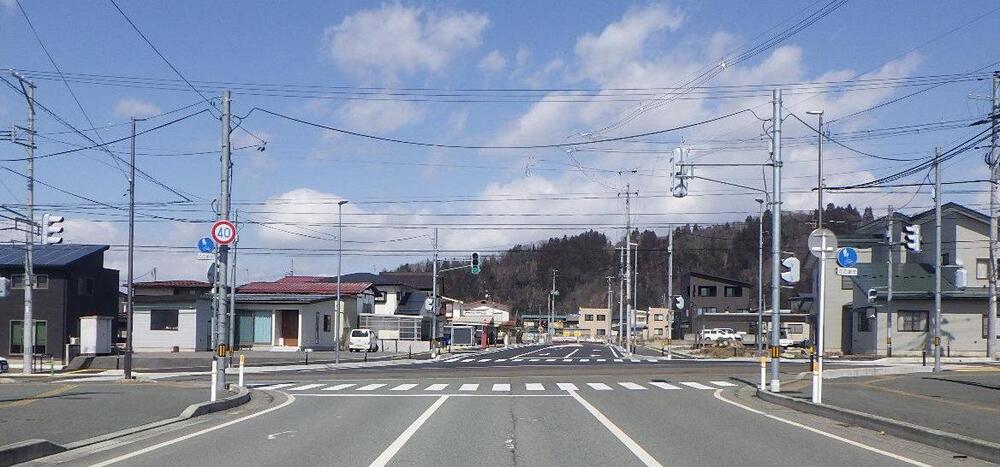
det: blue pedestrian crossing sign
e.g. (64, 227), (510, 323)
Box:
(197, 237), (216, 253)
(837, 247), (858, 268)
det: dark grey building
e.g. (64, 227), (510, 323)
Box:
(680, 272), (753, 339)
(0, 244), (119, 360)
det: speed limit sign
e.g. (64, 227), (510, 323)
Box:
(211, 220), (237, 245)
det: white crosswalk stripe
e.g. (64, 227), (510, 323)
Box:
(287, 383), (325, 391)
(618, 382), (646, 390)
(391, 384), (418, 391)
(580, 358), (590, 362)
(597, 359), (606, 362)
(512, 359), (523, 362)
(562, 359), (572, 362)
(557, 383), (578, 391)
(614, 359), (623, 362)
(587, 383), (613, 391)
(648, 382), (680, 390)
(425, 384), (449, 391)
(478, 359), (492, 362)
(322, 383), (356, 391)
(257, 383), (295, 390)
(459, 383), (479, 391)
(711, 381), (737, 387)
(496, 359), (508, 362)
(358, 383), (387, 391)
(492, 383), (510, 392)
(629, 359), (641, 363)
(546, 358), (556, 362)
(679, 382), (713, 390)
(526, 383), (545, 391)
(529, 359), (540, 362)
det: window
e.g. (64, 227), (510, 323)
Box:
(655, 328), (664, 336)
(976, 258), (993, 280)
(10, 320), (47, 354)
(584, 314), (594, 321)
(77, 277), (95, 296)
(697, 307), (718, 315)
(898, 310), (928, 332)
(841, 276), (853, 290)
(596, 314), (606, 321)
(942, 253), (950, 265)
(597, 329), (607, 336)
(323, 314), (332, 332)
(724, 286), (743, 297)
(12, 274), (48, 290)
(375, 291), (387, 304)
(787, 324), (804, 334)
(697, 286), (717, 297)
(150, 309), (179, 331)
(654, 314), (664, 321)
(856, 310), (871, 332)
(985, 314), (991, 339)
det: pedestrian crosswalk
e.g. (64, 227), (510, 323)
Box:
(439, 356), (671, 364)
(252, 380), (741, 394)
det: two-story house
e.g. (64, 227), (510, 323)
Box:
(343, 272), (439, 341)
(680, 272), (752, 339)
(0, 244), (119, 363)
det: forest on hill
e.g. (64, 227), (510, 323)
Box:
(395, 204), (876, 315)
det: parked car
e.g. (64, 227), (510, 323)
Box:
(348, 329), (379, 352)
(716, 328), (744, 341)
(0, 356), (8, 373)
(699, 328), (742, 343)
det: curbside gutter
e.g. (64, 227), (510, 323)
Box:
(755, 388), (1000, 464)
(795, 365), (933, 381)
(0, 386), (251, 467)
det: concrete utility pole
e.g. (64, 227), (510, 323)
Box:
(988, 72), (999, 360)
(886, 205), (894, 358)
(124, 117), (138, 380)
(550, 269), (558, 339)
(807, 110), (825, 229)
(756, 198), (765, 355)
(667, 228), (674, 340)
(336, 200), (348, 363)
(432, 228), (438, 346)
(15, 75), (35, 374)
(214, 90), (232, 389)
(934, 150), (942, 372)
(619, 183), (637, 354)
(618, 247), (625, 346)
(770, 88), (783, 391)
(606, 275), (613, 341)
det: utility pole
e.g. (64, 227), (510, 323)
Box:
(756, 199), (765, 355)
(934, 150), (942, 372)
(432, 228), (438, 348)
(618, 247), (624, 346)
(550, 269), (558, 340)
(215, 91), (232, 391)
(667, 228), (674, 341)
(124, 117), (138, 380)
(606, 275), (613, 341)
(336, 200), (348, 363)
(988, 71), (999, 360)
(770, 88), (783, 391)
(886, 205), (894, 358)
(619, 183), (637, 354)
(13, 74), (35, 374)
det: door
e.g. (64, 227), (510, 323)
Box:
(280, 310), (299, 347)
(841, 308), (853, 354)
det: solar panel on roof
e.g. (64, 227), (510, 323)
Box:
(0, 244), (108, 267)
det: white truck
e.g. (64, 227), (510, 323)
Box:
(348, 329), (379, 352)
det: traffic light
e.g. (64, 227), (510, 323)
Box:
(902, 224), (921, 252)
(867, 288), (878, 303)
(780, 256), (800, 283)
(41, 214), (64, 245)
(471, 252), (480, 275)
(671, 147), (690, 198)
(672, 295), (685, 310)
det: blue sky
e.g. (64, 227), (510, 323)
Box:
(0, 1), (998, 282)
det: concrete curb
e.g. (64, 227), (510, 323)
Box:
(755, 388), (1000, 464)
(794, 365), (933, 381)
(0, 386), (252, 466)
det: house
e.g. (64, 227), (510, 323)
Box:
(680, 272), (753, 339)
(129, 280), (212, 352)
(811, 202), (995, 356)
(0, 244), (119, 363)
(577, 307), (612, 341)
(641, 307), (670, 341)
(344, 271), (441, 341)
(448, 300), (513, 344)
(234, 276), (377, 351)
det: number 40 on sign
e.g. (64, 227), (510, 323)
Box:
(211, 220), (237, 245)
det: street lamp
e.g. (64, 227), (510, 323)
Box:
(336, 200), (348, 364)
(806, 110), (824, 229)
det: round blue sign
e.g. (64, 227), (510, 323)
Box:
(837, 247), (858, 268)
(197, 237), (215, 253)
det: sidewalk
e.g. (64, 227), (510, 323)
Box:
(780, 367), (1000, 444)
(64, 348), (422, 372)
(0, 380), (218, 447)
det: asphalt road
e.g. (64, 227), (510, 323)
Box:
(29, 343), (990, 467)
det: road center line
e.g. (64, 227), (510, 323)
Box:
(567, 390), (663, 467)
(90, 393), (297, 467)
(369, 395), (449, 467)
(712, 389), (930, 467)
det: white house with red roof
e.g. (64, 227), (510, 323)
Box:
(234, 276), (378, 351)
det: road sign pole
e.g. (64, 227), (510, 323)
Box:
(814, 238), (826, 404)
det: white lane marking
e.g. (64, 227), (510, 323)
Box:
(496, 359), (508, 362)
(563, 359), (572, 362)
(711, 381), (737, 387)
(587, 383), (612, 391)
(680, 382), (713, 390)
(526, 383), (545, 391)
(580, 358), (590, 362)
(546, 358), (556, 362)
(510, 346), (550, 359)
(614, 359), (624, 363)
(619, 382), (646, 390)
(609, 345), (622, 359)
(256, 383), (294, 390)
(391, 384), (418, 391)
(557, 383), (578, 391)
(358, 383), (387, 391)
(512, 359), (523, 362)
(90, 394), (297, 467)
(294, 394), (568, 398)
(630, 359), (642, 363)
(568, 390), (663, 467)
(461, 359), (476, 362)
(425, 383), (448, 391)
(713, 390), (930, 467)
(369, 395), (450, 467)
(322, 383), (356, 391)
(597, 359), (607, 362)
(287, 383), (324, 391)
(459, 383), (479, 391)
(647, 359), (657, 363)
(492, 383), (511, 392)
(529, 358), (540, 362)
(565, 348), (580, 358)
(478, 359), (492, 362)
(649, 382), (680, 390)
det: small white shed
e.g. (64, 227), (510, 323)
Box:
(80, 315), (113, 355)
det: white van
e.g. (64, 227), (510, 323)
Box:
(349, 329), (379, 352)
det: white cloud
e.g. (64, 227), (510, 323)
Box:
(338, 99), (426, 133)
(322, 4), (488, 82)
(478, 50), (507, 73)
(113, 98), (162, 119)
(574, 4), (683, 82)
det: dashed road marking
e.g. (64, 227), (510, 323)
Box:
(460, 383), (479, 391)
(492, 383), (511, 392)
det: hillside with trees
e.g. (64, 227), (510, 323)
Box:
(395, 204), (874, 316)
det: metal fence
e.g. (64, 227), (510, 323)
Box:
(359, 314), (422, 341)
